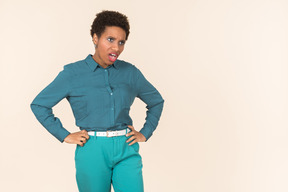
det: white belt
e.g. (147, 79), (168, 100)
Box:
(88, 128), (131, 137)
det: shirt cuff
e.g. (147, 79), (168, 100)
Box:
(139, 128), (153, 142)
(55, 128), (71, 143)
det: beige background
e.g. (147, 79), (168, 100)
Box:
(1, 0), (288, 191)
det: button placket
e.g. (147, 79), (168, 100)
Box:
(103, 68), (115, 126)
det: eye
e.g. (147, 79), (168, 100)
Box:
(119, 41), (125, 45)
(107, 37), (114, 42)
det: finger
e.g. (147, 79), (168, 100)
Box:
(127, 125), (134, 130)
(82, 134), (89, 140)
(80, 138), (87, 144)
(126, 136), (136, 143)
(128, 140), (137, 146)
(126, 131), (134, 137)
(78, 141), (84, 147)
(81, 130), (88, 135)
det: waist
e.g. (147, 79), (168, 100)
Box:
(79, 125), (130, 132)
(87, 128), (131, 137)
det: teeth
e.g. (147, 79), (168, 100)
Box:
(111, 54), (116, 57)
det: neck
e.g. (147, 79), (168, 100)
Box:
(92, 53), (108, 68)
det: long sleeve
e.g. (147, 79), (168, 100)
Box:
(30, 66), (71, 142)
(135, 68), (165, 142)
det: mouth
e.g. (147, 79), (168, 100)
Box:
(108, 53), (118, 62)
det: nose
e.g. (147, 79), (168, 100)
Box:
(111, 43), (119, 51)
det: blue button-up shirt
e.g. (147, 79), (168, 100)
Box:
(30, 54), (164, 143)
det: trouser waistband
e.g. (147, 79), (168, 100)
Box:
(87, 128), (131, 137)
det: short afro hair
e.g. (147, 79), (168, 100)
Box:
(90, 10), (130, 40)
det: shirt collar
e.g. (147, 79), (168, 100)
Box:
(85, 54), (119, 71)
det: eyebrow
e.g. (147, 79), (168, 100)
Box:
(107, 36), (125, 41)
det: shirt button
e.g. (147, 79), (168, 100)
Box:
(105, 70), (107, 72)
(110, 93), (113, 96)
(111, 108), (114, 110)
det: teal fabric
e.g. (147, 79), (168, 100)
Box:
(30, 54), (164, 142)
(75, 132), (144, 192)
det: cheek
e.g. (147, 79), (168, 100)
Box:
(99, 45), (110, 57)
(102, 43), (110, 51)
(99, 41), (109, 50)
(119, 46), (125, 53)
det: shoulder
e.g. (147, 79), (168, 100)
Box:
(63, 60), (85, 72)
(62, 57), (88, 75)
(116, 59), (146, 84)
(116, 59), (140, 73)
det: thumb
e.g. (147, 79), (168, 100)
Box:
(127, 125), (134, 130)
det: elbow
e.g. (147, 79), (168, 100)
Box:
(161, 99), (164, 110)
(160, 96), (165, 107)
(30, 102), (39, 112)
(30, 103), (36, 112)
(30, 102), (45, 117)
(159, 98), (164, 108)
(147, 98), (164, 110)
(30, 103), (39, 117)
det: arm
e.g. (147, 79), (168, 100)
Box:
(135, 68), (165, 142)
(30, 66), (71, 143)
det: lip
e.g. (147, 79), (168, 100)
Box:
(108, 52), (119, 62)
(109, 52), (119, 57)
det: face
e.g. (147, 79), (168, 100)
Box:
(92, 26), (126, 68)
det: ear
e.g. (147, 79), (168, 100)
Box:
(92, 33), (99, 45)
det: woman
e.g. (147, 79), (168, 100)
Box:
(30, 10), (164, 192)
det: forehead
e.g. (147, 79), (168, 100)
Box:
(101, 26), (126, 40)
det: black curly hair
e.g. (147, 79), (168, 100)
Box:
(90, 10), (130, 40)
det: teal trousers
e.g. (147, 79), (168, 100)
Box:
(74, 131), (144, 192)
